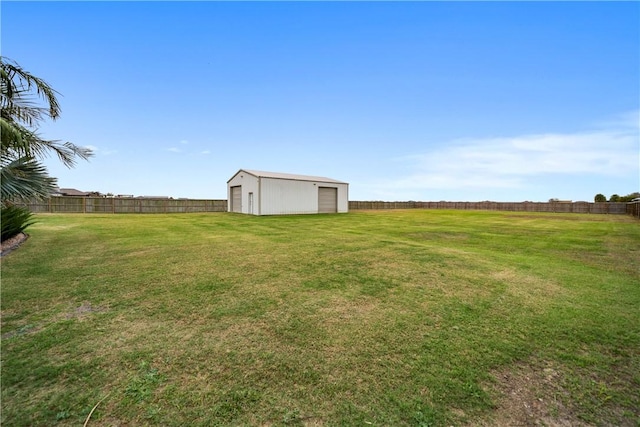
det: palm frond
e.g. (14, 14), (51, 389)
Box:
(37, 140), (94, 168)
(1, 204), (35, 240)
(0, 56), (61, 120)
(1, 120), (93, 168)
(0, 116), (25, 149)
(0, 57), (91, 204)
(0, 155), (57, 201)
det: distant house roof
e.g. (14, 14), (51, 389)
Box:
(56, 188), (92, 196)
(229, 169), (347, 184)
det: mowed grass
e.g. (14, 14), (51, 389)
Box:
(1, 210), (639, 426)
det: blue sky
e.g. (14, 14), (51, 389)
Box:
(2, 1), (638, 201)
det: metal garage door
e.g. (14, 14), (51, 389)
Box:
(231, 186), (242, 213)
(318, 187), (337, 213)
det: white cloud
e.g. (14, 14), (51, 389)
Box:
(83, 145), (117, 156)
(167, 147), (182, 153)
(201, 150), (211, 155)
(377, 112), (639, 194)
(179, 139), (189, 145)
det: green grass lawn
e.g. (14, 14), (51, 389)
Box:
(1, 210), (639, 426)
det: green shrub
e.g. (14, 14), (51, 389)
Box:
(1, 205), (35, 241)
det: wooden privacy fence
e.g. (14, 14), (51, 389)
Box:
(20, 197), (227, 214)
(16, 197), (639, 217)
(349, 201), (631, 215)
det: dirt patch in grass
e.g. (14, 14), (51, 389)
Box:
(65, 301), (107, 320)
(477, 361), (588, 427)
(1, 323), (43, 339)
(1, 302), (107, 340)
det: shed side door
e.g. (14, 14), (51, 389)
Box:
(318, 187), (337, 213)
(231, 186), (242, 213)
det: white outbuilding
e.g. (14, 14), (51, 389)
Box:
(227, 169), (349, 215)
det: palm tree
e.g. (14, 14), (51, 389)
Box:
(1, 56), (92, 205)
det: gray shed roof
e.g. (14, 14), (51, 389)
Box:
(230, 169), (347, 184)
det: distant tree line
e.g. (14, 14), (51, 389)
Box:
(594, 192), (640, 202)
